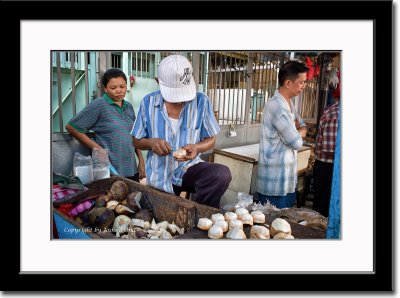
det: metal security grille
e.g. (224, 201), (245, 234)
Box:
(111, 53), (122, 69)
(300, 76), (318, 119)
(250, 52), (288, 123)
(52, 51), (323, 133)
(52, 51), (90, 133)
(207, 51), (289, 125)
(131, 52), (156, 78)
(207, 51), (248, 125)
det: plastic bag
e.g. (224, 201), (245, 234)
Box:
(92, 148), (110, 181)
(73, 152), (93, 185)
(92, 148), (110, 168)
(251, 200), (280, 214)
(234, 192), (254, 209)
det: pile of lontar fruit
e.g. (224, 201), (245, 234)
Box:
(197, 207), (295, 239)
(69, 181), (184, 239)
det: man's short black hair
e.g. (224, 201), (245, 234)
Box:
(102, 68), (127, 87)
(278, 60), (309, 86)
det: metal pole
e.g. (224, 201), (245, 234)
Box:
(221, 52), (227, 125)
(226, 52), (232, 124)
(99, 52), (108, 96)
(316, 53), (330, 129)
(96, 52), (101, 98)
(84, 51), (89, 106)
(244, 52), (253, 143)
(70, 51), (77, 116)
(192, 51), (200, 91)
(204, 52), (209, 93)
(56, 52), (63, 132)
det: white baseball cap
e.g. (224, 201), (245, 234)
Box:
(157, 54), (196, 103)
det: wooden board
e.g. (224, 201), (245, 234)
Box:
(214, 144), (311, 172)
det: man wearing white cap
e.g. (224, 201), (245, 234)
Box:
(131, 54), (231, 208)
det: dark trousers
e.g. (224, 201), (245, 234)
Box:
(125, 173), (140, 182)
(255, 191), (297, 209)
(173, 162), (232, 208)
(313, 159), (334, 217)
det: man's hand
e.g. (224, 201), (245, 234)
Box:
(295, 119), (301, 129)
(298, 127), (307, 139)
(150, 138), (171, 156)
(174, 144), (197, 162)
(92, 147), (108, 160)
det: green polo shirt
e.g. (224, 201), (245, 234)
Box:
(68, 94), (138, 177)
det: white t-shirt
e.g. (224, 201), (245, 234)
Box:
(169, 117), (179, 135)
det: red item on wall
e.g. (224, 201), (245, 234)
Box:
(130, 75), (136, 87)
(305, 56), (314, 80)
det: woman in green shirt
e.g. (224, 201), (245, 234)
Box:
(66, 68), (145, 182)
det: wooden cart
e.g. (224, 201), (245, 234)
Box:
(53, 176), (325, 239)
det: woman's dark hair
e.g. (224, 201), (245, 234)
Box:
(102, 68), (127, 87)
(278, 60), (309, 86)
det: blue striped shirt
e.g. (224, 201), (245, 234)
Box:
(131, 90), (220, 194)
(257, 90), (306, 196)
(68, 94), (138, 177)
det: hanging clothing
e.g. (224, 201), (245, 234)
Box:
(329, 68), (339, 89)
(305, 56), (314, 80)
(332, 69), (340, 99)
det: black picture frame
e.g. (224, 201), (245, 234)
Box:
(9, 0), (393, 292)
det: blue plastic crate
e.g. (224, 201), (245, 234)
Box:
(53, 209), (95, 239)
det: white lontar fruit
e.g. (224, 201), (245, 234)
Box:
(131, 218), (145, 228)
(251, 211), (266, 224)
(227, 228), (247, 239)
(273, 232), (295, 239)
(113, 215), (131, 238)
(270, 218), (292, 237)
(213, 220), (228, 232)
(241, 213), (254, 225)
(157, 221), (169, 230)
(235, 208), (249, 220)
(229, 219), (243, 231)
(173, 149), (187, 158)
(253, 233), (269, 239)
(250, 210), (263, 216)
(250, 225), (270, 239)
(211, 213), (225, 223)
(143, 221), (151, 230)
(224, 212), (238, 223)
(208, 225), (224, 239)
(161, 230), (173, 239)
(106, 200), (119, 210)
(197, 218), (213, 231)
(150, 218), (158, 231)
(167, 223), (180, 235)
